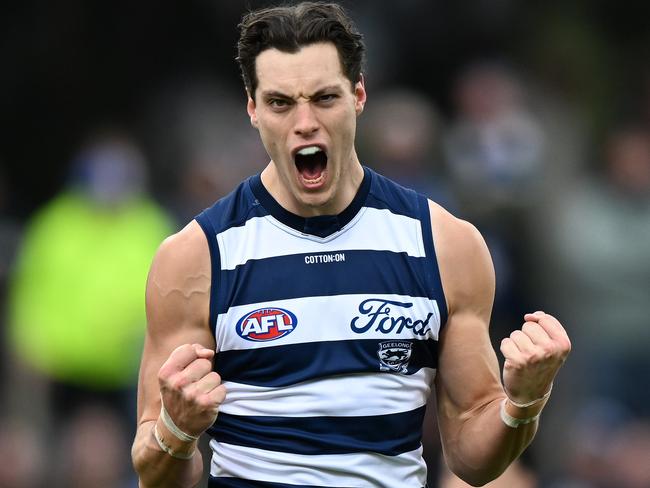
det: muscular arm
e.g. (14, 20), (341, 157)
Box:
(430, 202), (570, 486)
(132, 220), (222, 488)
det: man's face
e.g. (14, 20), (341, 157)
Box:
(247, 42), (366, 216)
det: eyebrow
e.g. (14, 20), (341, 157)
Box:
(311, 85), (344, 97)
(260, 91), (293, 102)
(260, 85), (344, 100)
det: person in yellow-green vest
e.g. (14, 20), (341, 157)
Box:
(6, 129), (173, 487)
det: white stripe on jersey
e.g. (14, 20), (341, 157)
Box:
(210, 440), (428, 488)
(216, 207), (425, 271)
(219, 368), (435, 417)
(215, 293), (441, 352)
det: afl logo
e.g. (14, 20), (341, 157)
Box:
(236, 307), (298, 342)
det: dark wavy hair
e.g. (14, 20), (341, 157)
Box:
(237, 2), (365, 99)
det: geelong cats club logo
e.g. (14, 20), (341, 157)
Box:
(377, 341), (413, 373)
(236, 308), (297, 342)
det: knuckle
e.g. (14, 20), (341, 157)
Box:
(195, 395), (211, 409)
(538, 341), (555, 355)
(534, 350), (551, 364)
(505, 359), (524, 371)
(520, 351), (535, 364)
(181, 386), (197, 403)
(170, 375), (189, 391)
(157, 367), (170, 384)
(509, 362), (525, 372)
(540, 348), (556, 362)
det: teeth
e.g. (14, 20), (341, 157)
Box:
(297, 146), (322, 156)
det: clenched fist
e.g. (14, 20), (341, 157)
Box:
(500, 311), (571, 405)
(158, 343), (227, 438)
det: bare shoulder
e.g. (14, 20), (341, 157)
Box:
(151, 220), (210, 279)
(427, 200), (495, 318)
(146, 220), (212, 340)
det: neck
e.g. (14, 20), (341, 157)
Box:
(261, 155), (364, 217)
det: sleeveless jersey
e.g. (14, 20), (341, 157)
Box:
(195, 167), (448, 488)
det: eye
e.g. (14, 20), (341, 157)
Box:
(317, 94), (338, 104)
(268, 98), (291, 110)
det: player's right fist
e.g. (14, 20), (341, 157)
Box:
(157, 343), (226, 437)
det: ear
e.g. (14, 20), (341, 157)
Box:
(247, 94), (259, 129)
(354, 74), (367, 116)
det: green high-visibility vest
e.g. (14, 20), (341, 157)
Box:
(8, 191), (173, 388)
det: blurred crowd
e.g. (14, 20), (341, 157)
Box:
(2, 1), (650, 487)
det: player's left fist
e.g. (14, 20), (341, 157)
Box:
(500, 311), (571, 405)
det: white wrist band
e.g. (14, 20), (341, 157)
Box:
(153, 423), (195, 459)
(499, 399), (540, 428)
(506, 383), (553, 409)
(160, 401), (199, 443)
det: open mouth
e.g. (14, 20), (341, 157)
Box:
(294, 146), (328, 184)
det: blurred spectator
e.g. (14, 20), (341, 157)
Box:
(444, 61), (546, 220)
(0, 418), (44, 488)
(142, 79), (265, 224)
(358, 88), (456, 210)
(55, 404), (132, 488)
(549, 123), (650, 415)
(537, 122), (650, 484)
(443, 61), (550, 347)
(547, 399), (650, 488)
(5, 129), (172, 486)
(606, 420), (650, 488)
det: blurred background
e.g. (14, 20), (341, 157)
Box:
(1, 1), (650, 487)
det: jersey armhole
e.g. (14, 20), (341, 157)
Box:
(194, 212), (221, 340)
(417, 194), (448, 328)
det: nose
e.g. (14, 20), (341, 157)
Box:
(293, 101), (319, 137)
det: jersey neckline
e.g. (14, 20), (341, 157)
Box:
(249, 166), (372, 238)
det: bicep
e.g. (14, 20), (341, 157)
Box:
(430, 208), (502, 438)
(136, 223), (214, 425)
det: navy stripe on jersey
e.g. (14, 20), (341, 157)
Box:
(366, 172), (420, 219)
(207, 406), (426, 456)
(195, 213), (222, 330)
(218, 250), (432, 312)
(215, 339), (438, 387)
(209, 478), (360, 488)
(250, 168), (372, 238)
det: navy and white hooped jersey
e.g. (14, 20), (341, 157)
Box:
(195, 167), (447, 488)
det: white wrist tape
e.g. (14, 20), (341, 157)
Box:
(160, 400), (199, 443)
(153, 423), (195, 460)
(506, 383), (553, 409)
(499, 399), (541, 428)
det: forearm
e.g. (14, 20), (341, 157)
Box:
(132, 420), (204, 488)
(441, 396), (545, 486)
